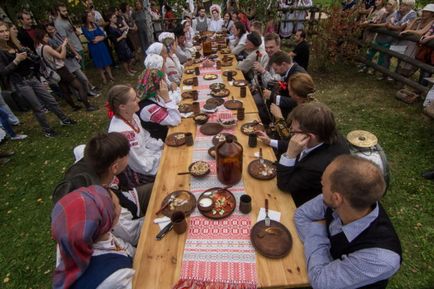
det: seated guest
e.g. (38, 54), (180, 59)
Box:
(182, 17), (195, 48)
(107, 84), (164, 181)
(158, 32), (183, 85)
(222, 12), (235, 34)
(237, 31), (268, 81)
(295, 155), (402, 289)
(250, 21), (265, 51)
(193, 7), (210, 33)
(289, 29), (310, 70)
(52, 185), (135, 289)
(174, 26), (194, 65)
(229, 21), (248, 56)
(258, 73), (316, 150)
(209, 4), (224, 32)
(276, 103), (349, 207)
(262, 51), (306, 119)
(253, 32), (282, 88)
(52, 132), (151, 246)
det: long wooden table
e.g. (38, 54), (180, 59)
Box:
(133, 52), (309, 288)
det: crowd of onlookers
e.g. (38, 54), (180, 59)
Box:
(0, 1), (432, 288)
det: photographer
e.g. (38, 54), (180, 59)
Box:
(34, 29), (97, 112)
(0, 22), (75, 137)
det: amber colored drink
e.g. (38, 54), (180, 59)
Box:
(216, 136), (243, 185)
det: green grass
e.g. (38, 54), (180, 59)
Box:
(0, 62), (433, 288)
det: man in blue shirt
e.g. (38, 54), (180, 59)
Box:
(295, 155), (402, 289)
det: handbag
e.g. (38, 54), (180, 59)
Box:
(38, 45), (61, 84)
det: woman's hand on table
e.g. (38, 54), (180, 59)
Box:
(270, 103), (283, 119)
(256, 130), (271, 146)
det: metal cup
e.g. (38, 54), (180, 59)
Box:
(227, 71), (233, 81)
(185, 132), (194, 146)
(239, 194), (252, 214)
(193, 77), (198, 86)
(191, 90), (198, 100)
(248, 133), (257, 148)
(171, 211), (187, 234)
(194, 67), (200, 75)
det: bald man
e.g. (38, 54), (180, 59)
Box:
(295, 155), (402, 289)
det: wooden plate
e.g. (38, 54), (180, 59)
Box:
(206, 97), (224, 107)
(221, 48), (231, 54)
(181, 91), (195, 99)
(165, 132), (186, 146)
(209, 83), (225, 91)
(247, 159), (277, 180)
(222, 56), (234, 62)
(222, 70), (237, 77)
(161, 190), (196, 218)
(240, 121), (265, 135)
(188, 160), (210, 177)
(178, 103), (193, 113)
(208, 54), (218, 60)
(233, 80), (248, 87)
(203, 74), (218, 80)
(193, 113), (209, 125)
(224, 100), (243, 110)
(221, 61), (232, 67)
(200, 123), (223, 135)
(183, 78), (194, 85)
(197, 187), (236, 219)
(212, 133), (237, 146)
(185, 69), (195, 74)
(203, 103), (218, 110)
(250, 220), (292, 259)
(210, 88), (230, 98)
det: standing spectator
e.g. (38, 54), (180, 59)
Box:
(34, 29), (97, 111)
(279, 0), (312, 39)
(85, 0), (105, 26)
(149, 1), (162, 37)
(164, 5), (177, 31)
(82, 12), (114, 84)
(133, 0), (154, 56)
(120, 2), (142, 62)
(289, 29), (310, 70)
(209, 4), (224, 32)
(237, 10), (251, 31)
(202, 0), (213, 13)
(0, 107), (27, 140)
(16, 11), (37, 51)
(193, 7), (210, 33)
(0, 90), (20, 126)
(0, 22), (76, 137)
(54, 3), (85, 67)
(44, 23), (99, 98)
(250, 21), (265, 50)
(107, 11), (136, 76)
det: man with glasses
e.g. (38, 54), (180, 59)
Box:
(276, 103), (350, 207)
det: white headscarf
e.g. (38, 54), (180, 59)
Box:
(144, 54), (164, 69)
(210, 4), (221, 20)
(146, 43), (164, 56)
(158, 32), (175, 43)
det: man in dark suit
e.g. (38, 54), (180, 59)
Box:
(276, 103), (350, 207)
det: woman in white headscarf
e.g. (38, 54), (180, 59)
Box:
(209, 4), (224, 32)
(158, 32), (183, 85)
(182, 18), (196, 49)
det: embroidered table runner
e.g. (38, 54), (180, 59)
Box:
(173, 74), (257, 289)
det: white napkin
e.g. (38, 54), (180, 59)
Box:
(256, 208), (281, 222)
(180, 112), (194, 118)
(183, 86), (193, 91)
(154, 216), (171, 230)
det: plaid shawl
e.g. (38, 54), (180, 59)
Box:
(51, 185), (115, 289)
(136, 68), (165, 101)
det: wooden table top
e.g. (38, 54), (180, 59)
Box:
(132, 52), (309, 289)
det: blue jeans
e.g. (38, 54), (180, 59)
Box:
(0, 107), (16, 137)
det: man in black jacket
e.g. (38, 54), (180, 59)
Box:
(276, 102), (349, 207)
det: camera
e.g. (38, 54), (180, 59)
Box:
(18, 47), (40, 63)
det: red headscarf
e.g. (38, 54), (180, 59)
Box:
(51, 185), (115, 289)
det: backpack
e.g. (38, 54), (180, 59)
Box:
(37, 45), (61, 84)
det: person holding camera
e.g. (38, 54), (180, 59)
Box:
(34, 29), (97, 112)
(0, 22), (76, 137)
